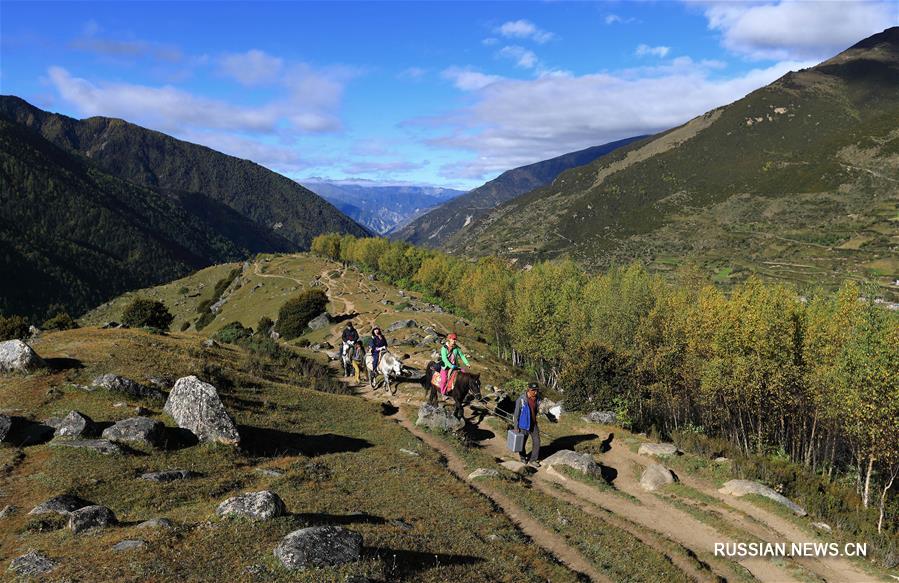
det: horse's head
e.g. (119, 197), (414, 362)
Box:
(468, 372), (482, 400)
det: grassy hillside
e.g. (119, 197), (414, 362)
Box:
(392, 136), (644, 247)
(453, 28), (899, 296)
(0, 96), (369, 249)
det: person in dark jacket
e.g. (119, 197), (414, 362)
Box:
(340, 322), (360, 375)
(512, 382), (542, 466)
(342, 322), (359, 343)
(369, 326), (388, 371)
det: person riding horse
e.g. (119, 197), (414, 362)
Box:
(369, 326), (388, 371)
(341, 321), (359, 376)
(439, 333), (469, 394)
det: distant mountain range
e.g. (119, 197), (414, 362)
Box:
(0, 97), (368, 319)
(392, 136), (645, 246)
(302, 181), (465, 234)
(451, 27), (899, 293)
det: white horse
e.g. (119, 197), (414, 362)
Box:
(340, 340), (355, 376)
(365, 349), (403, 394)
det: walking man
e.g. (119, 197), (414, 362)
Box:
(513, 382), (542, 467)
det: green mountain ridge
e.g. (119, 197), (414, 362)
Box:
(392, 136), (645, 246)
(452, 27), (899, 294)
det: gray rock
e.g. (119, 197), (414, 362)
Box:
(54, 411), (97, 438)
(164, 376), (240, 445)
(718, 480), (807, 516)
(91, 374), (163, 400)
(468, 468), (500, 480)
(112, 539), (146, 551)
(29, 494), (93, 516)
(50, 438), (123, 454)
(216, 491), (286, 521)
(255, 468), (284, 477)
(638, 442), (680, 457)
(28, 325), (41, 338)
(542, 450), (601, 476)
(8, 550), (56, 576)
(139, 469), (197, 482)
(0, 340), (45, 373)
(811, 522), (832, 532)
(69, 505), (116, 533)
(274, 526), (363, 570)
(137, 518), (175, 530)
(0, 505), (18, 518)
(415, 404), (463, 432)
(146, 376), (174, 390)
(101, 417), (164, 447)
(307, 312), (332, 331)
(583, 410), (617, 424)
(202, 338), (218, 348)
(640, 463), (677, 491)
(398, 448), (419, 457)
(310, 342), (333, 351)
(387, 319), (418, 332)
(0, 414), (11, 442)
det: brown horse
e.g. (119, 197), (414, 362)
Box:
(421, 362), (482, 419)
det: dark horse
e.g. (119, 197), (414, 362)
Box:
(421, 362), (482, 419)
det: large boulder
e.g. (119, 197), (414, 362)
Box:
(101, 417), (164, 447)
(415, 404), (463, 432)
(640, 463), (677, 491)
(29, 494), (92, 516)
(8, 550), (56, 577)
(638, 442), (680, 457)
(0, 340), (45, 373)
(387, 319), (418, 332)
(718, 480), (807, 516)
(50, 438), (123, 455)
(307, 312), (331, 331)
(274, 526), (363, 570)
(69, 505), (116, 533)
(542, 450), (601, 476)
(163, 376), (240, 445)
(216, 491), (286, 521)
(0, 414), (11, 442)
(583, 411), (617, 425)
(54, 411), (97, 439)
(91, 374), (164, 400)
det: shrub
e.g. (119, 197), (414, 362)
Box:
(275, 289), (329, 340)
(558, 341), (632, 412)
(42, 312), (78, 331)
(213, 321), (254, 344)
(121, 298), (174, 331)
(178, 286), (189, 295)
(0, 314), (30, 341)
(179, 321), (190, 332)
(195, 311), (215, 331)
(256, 316), (274, 336)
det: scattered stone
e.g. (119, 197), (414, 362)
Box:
(0, 340), (45, 373)
(640, 463), (677, 491)
(310, 342), (334, 351)
(380, 299), (393, 306)
(0, 505), (18, 518)
(50, 438), (123, 455)
(101, 321), (122, 329)
(255, 468), (285, 477)
(583, 411), (617, 425)
(69, 505), (116, 533)
(415, 403), (463, 432)
(638, 443), (680, 457)
(274, 526), (363, 570)
(543, 450), (601, 476)
(390, 518), (413, 531)
(134, 406), (152, 416)
(91, 374), (164, 400)
(811, 522), (832, 532)
(8, 550), (56, 576)
(0, 414), (11, 441)
(202, 339), (218, 348)
(307, 312), (332, 331)
(387, 319), (418, 332)
(146, 376), (174, 390)
(28, 325), (41, 337)
(139, 469), (197, 482)
(29, 494), (93, 516)
(54, 411), (97, 439)
(112, 539), (146, 551)
(164, 376), (241, 445)
(244, 563), (271, 577)
(714, 457), (730, 464)
(718, 480), (807, 516)
(468, 468), (500, 480)
(137, 518), (175, 530)
(113, 402), (128, 408)
(499, 460), (529, 474)
(216, 491), (286, 521)
(101, 417), (164, 447)
(398, 448), (419, 457)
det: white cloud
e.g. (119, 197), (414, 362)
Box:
(605, 14), (636, 25)
(498, 45), (538, 69)
(342, 160), (429, 174)
(398, 66), (428, 80)
(178, 130), (315, 172)
(698, 0), (897, 60)
(441, 66), (502, 91)
(482, 37), (500, 46)
(218, 49), (284, 86)
(70, 22), (183, 63)
(636, 44), (671, 58)
(422, 59), (814, 180)
(497, 19), (554, 44)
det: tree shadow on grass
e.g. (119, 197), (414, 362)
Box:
(368, 548), (484, 581)
(44, 357), (84, 371)
(540, 433), (600, 458)
(293, 512), (387, 526)
(238, 425), (372, 458)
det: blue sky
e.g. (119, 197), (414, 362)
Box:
(2, 1), (896, 189)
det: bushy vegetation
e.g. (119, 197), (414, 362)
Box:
(42, 311), (78, 331)
(275, 289), (329, 340)
(313, 233), (899, 559)
(121, 298), (174, 331)
(194, 267), (241, 331)
(0, 314), (30, 341)
(212, 321), (254, 344)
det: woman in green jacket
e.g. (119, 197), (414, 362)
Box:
(439, 333), (470, 394)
